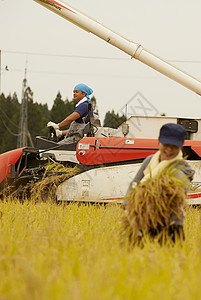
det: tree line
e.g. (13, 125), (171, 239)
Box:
(0, 87), (126, 153)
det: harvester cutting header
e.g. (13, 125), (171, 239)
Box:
(33, 0), (201, 95)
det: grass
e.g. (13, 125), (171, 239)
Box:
(0, 200), (201, 300)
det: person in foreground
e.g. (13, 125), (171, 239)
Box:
(47, 83), (93, 145)
(122, 123), (195, 246)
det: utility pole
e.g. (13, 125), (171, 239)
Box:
(17, 66), (28, 148)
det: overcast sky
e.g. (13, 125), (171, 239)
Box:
(0, 0), (201, 122)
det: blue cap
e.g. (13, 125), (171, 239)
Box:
(159, 123), (186, 148)
(74, 83), (93, 102)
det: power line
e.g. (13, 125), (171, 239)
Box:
(170, 60), (201, 64)
(0, 105), (19, 128)
(5, 68), (173, 79)
(0, 114), (20, 136)
(2, 49), (201, 63)
(2, 50), (127, 61)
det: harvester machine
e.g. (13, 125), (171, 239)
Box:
(1, 119), (201, 204)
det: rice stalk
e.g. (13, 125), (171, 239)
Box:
(121, 169), (187, 247)
(29, 162), (82, 202)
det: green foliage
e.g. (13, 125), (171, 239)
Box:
(103, 109), (126, 128)
(28, 100), (48, 142)
(0, 89), (74, 152)
(24, 87), (49, 145)
(0, 93), (20, 153)
(0, 90), (50, 153)
(50, 92), (75, 126)
(0, 87), (102, 152)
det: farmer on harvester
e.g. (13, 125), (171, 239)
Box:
(47, 83), (94, 144)
(122, 123), (195, 244)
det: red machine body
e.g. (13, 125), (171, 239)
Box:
(77, 137), (158, 166)
(76, 137), (201, 166)
(0, 147), (42, 197)
(0, 148), (23, 184)
(0, 136), (201, 199)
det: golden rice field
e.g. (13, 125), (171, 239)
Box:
(0, 199), (201, 300)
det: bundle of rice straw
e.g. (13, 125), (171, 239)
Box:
(121, 169), (187, 246)
(29, 163), (81, 202)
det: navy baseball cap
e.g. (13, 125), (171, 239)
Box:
(159, 123), (186, 148)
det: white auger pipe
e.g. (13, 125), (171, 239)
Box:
(34, 0), (201, 96)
